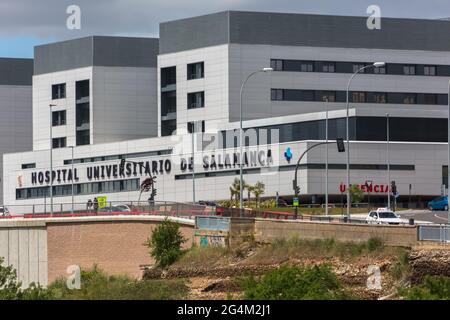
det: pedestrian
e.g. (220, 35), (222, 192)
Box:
(93, 197), (98, 214)
(87, 199), (92, 213)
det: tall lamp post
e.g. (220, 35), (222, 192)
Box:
(69, 146), (75, 214)
(386, 113), (391, 209)
(49, 104), (57, 216)
(345, 62), (385, 219)
(239, 67), (273, 212)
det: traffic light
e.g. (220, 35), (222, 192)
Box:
(292, 180), (300, 195)
(150, 188), (157, 200)
(119, 158), (126, 172)
(391, 181), (397, 195)
(336, 138), (345, 153)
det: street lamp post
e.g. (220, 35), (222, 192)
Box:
(386, 113), (391, 209)
(345, 62), (385, 219)
(325, 98), (329, 216)
(239, 67), (273, 213)
(69, 146), (75, 214)
(49, 104), (56, 216)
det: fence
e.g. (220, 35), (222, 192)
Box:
(418, 225), (450, 242)
(0, 201), (215, 218)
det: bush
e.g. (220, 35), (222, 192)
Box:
(367, 237), (384, 252)
(400, 275), (450, 300)
(243, 264), (353, 300)
(145, 218), (186, 268)
(48, 265), (188, 300)
(0, 257), (52, 300)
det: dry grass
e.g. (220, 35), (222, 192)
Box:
(243, 237), (406, 265)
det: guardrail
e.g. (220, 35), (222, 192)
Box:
(418, 225), (450, 242)
(0, 201), (215, 219)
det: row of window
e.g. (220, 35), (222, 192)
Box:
(52, 80), (90, 100)
(270, 59), (443, 76)
(271, 89), (447, 105)
(63, 149), (173, 165)
(16, 178), (140, 200)
(174, 163), (415, 180)
(161, 62), (205, 87)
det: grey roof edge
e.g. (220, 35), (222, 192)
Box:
(0, 58), (33, 86)
(34, 35), (159, 75)
(159, 10), (450, 54)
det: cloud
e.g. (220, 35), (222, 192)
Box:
(0, 0), (448, 40)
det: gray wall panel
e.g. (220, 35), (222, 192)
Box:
(34, 36), (158, 75)
(0, 58), (33, 86)
(160, 10), (450, 53)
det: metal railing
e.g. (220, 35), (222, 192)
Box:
(418, 225), (450, 242)
(0, 201), (215, 218)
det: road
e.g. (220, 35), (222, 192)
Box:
(396, 210), (449, 225)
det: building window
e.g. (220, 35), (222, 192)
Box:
(161, 66), (176, 87)
(423, 94), (437, 105)
(52, 110), (66, 126)
(373, 93), (387, 103)
(353, 64), (366, 73)
(52, 137), (66, 149)
(188, 121), (205, 133)
(76, 130), (90, 146)
(373, 66), (386, 74)
(161, 120), (177, 136)
(403, 65), (416, 75)
(424, 65), (436, 76)
(321, 91), (336, 102)
(270, 59), (283, 71)
(403, 93), (416, 104)
(322, 62), (335, 73)
(187, 91), (205, 109)
(352, 92), (366, 103)
(52, 83), (66, 100)
(21, 163), (36, 169)
(187, 62), (204, 80)
(76, 80), (90, 100)
(300, 61), (314, 72)
(271, 89), (284, 101)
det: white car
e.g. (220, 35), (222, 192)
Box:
(366, 208), (402, 225)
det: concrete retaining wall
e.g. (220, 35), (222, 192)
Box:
(0, 220), (48, 287)
(0, 216), (195, 287)
(254, 219), (418, 247)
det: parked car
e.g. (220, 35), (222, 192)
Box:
(277, 198), (288, 207)
(0, 206), (10, 217)
(366, 208), (402, 225)
(114, 204), (131, 212)
(427, 196), (448, 211)
(98, 205), (130, 213)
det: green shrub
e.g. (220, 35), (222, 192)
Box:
(0, 257), (52, 300)
(48, 265), (188, 300)
(145, 218), (186, 268)
(243, 264), (353, 300)
(367, 237), (384, 252)
(400, 275), (450, 300)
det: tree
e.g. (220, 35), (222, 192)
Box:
(145, 218), (186, 268)
(230, 178), (244, 202)
(244, 264), (352, 300)
(253, 182), (265, 207)
(348, 185), (364, 204)
(245, 183), (255, 203)
(0, 257), (52, 300)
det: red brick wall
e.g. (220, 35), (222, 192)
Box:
(46, 220), (194, 284)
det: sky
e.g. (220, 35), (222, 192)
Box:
(1, 0), (449, 58)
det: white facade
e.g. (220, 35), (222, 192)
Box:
(33, 66), (157, 150)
